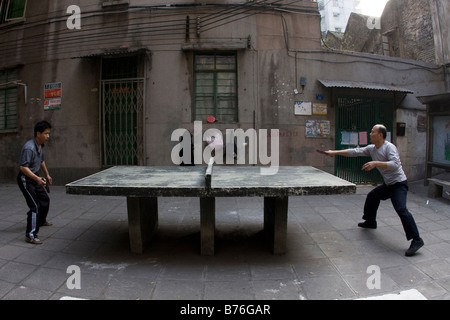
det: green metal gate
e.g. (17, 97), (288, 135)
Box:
(335, 95), (394, 184)
(101, 55), (144, 166)
(102, 78), (144, 166)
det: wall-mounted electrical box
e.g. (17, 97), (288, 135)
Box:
(397, 122), (406, 136)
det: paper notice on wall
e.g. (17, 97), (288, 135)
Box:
(44, 82), (62, 110)
(359, 132), (368, 145)
(313, 103), (327, 115)
(341, 132), (359, 145)
(350, 132), (358, 145)
(306, 120), (330, 138)
(341, 132), (350, 145)
(294, 101), (312, 115)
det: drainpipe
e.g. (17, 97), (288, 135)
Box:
(0, 80), (27, 104)
(445, 63), (450, 92)
(17, 82), (28, 105)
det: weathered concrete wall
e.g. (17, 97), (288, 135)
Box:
(0, 0), (446, 184)
(430, 0), (450, 91)
(382, 0), (436, 64)
(253, 49), (445, 180)
(396, 108), (428, 180)
(431, 0), (450, 64)
(1, 57), (102, 182)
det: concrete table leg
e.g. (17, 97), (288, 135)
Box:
(126, 197), (158, 254)
(264, 196), (288, 255)
(200, 197), (215, 256)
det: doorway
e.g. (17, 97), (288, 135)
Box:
(335, 95), (394, 184)
(101, 55), (145, 166)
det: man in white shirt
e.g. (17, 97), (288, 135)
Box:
(324, 124), (424, 256)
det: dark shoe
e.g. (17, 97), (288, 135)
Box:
(25, 236), (43, 245)
(358, 220), (377, 229)
(41, 221), (53, 226)
(405, 238), (424, 256)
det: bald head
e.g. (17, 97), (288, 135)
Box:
(374, 124), (387, 140)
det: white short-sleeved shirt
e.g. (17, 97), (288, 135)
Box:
(347, 141), (407, 185)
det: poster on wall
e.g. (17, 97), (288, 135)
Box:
(44, 82), (62, 110)
(313, 103), (327, 115)
(359, 132), (368, 145)
(341, 131), (359, 145)
(294, 101), (312, 115)
(341, 131), (391, 145)
(306, 120), (330, 138)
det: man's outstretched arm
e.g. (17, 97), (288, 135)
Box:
(324, 149), (350, 157)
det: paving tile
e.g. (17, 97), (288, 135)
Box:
(253, 279), (306, 300)
(0, 280), (15, 298)
(14, 247), (56, 266)
(205, 262), (251, 281)
(103, 276), (155, 300)
(2, 285), (53, 300)
(300, 275), (356, 300)
(22, 267), (68, 291)
(0, 244), (32, 260)
(343, 271), (399, 297)
(56, 270), (112, 299)
(292, 258), (340, 278)
(414, 259), (450, 279)
(383, 265), (432, 289)
(0, 261), (37, 283)
(0, 180), (449, 301)
(425, 242), (450, 258)
(152, 280), (204, 300)
(250, 263), (296, 280)
(415, 281), (448, 299)
(203, 280), (253, 300)
(317, 240), (362, 258)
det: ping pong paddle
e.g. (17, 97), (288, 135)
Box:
(316, 149), (327, 155)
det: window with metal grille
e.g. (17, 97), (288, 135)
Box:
(194, 52), (238, 123)
(0, 0), (26, 23)
(0, 68), (18, 130)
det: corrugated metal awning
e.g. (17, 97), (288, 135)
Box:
(318, 79), (414, 94)
(72, 47), (149, 59)
(181, 41), (248, 51)
(417, 93), (450, 104)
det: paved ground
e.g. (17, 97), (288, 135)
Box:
(0, 178), (449, 301)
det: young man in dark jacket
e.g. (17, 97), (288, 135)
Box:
(17, 120), (53, 244)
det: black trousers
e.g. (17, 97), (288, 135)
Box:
(17, 173), (50, 239)
(363, 180), (420, 241)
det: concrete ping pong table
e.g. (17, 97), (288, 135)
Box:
(65, 163), (355, 255)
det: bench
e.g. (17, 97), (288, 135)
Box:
(427, 178), (450, 200)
